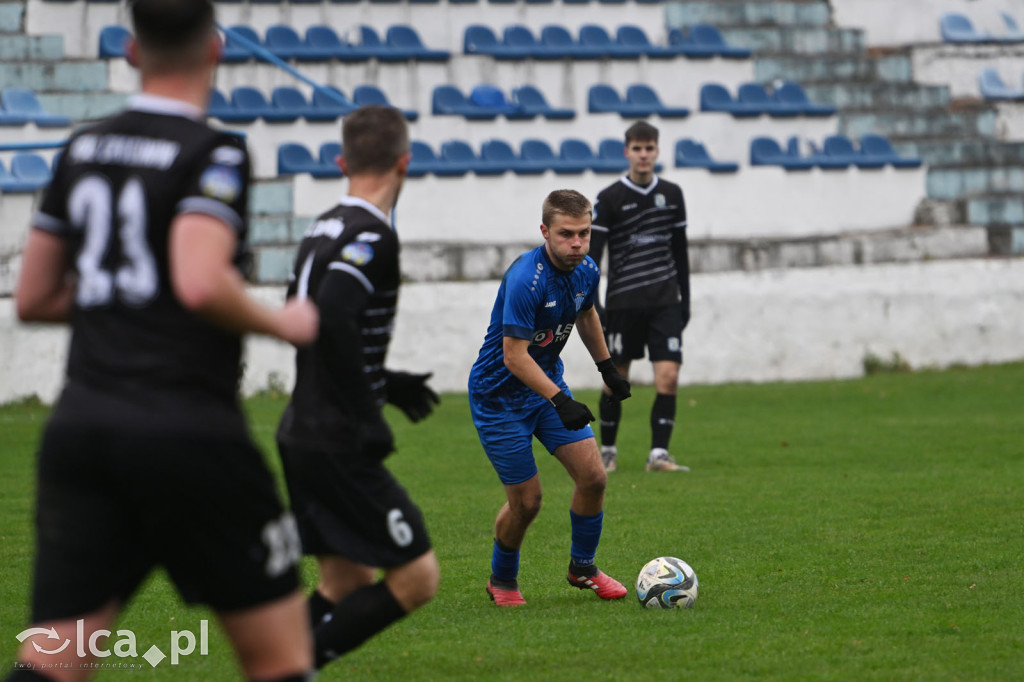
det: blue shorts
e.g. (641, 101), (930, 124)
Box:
(470, 385), (595, 486)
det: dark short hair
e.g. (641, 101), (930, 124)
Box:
(542, 189), (592, 227)
(131, 0), (214, 53)
(341, 106), (410, 175)
(624, 121), (659, 144)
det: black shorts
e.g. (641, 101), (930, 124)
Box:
(31, 423), (300, 623)
(605, 305), (684, 364)
(278, 442), (432, 568)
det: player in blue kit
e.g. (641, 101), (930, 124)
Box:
(468, 189), (633, 606)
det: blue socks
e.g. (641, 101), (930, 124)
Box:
(569, 510), (603, 568)
(491, 538), (520, 582)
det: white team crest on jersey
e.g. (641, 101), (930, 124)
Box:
(654, 193), (666, 207)
(574, 292), (585, 311)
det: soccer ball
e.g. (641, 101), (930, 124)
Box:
(636, 556), (699, 609)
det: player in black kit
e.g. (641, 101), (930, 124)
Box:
(590, 121), (692, 473)
(276, 105), (441, 670)
(8, 1), (317, 681)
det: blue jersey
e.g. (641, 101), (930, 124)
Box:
(469, 245), (600, 411)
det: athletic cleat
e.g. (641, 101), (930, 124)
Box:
(600, 445), (618, 472)
(646, 448), (690, 472)
(487, 577), (526, 607)
(567, 568), (628, 600)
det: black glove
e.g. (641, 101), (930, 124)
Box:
(385, 370), (440, 423)
(549, 390), (595, 430)
(357, 415), (394, 459)
(597, 358), (631, 400)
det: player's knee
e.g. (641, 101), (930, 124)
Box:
(577, 469), (607, 499)
(513, 491), (543, 520)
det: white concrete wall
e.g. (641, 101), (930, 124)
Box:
(911, 43), (1024, 98)
(292, 163), (927, 242)
(995, 101), (1024, 138)
(4, 257), (1024, 404)
(832, 0), (1024, 47)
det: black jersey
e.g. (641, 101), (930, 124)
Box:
(33, 94), (252, 436)
(591, 176), (687, 311)
(277, 197), (400, 451)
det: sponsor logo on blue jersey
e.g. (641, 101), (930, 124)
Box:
(532, 323), (575, 347)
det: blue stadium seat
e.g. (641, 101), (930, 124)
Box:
(977, 68), (1024, 100)
(940, 12), (989, 43)
(232, 86), (298, 123)
(305, 26), (358, 62)
(317, 142), (344, 177)
(596, 139), (632, 173)
(999, 12), (1024, 42)
(311, 86), (357, 118)
(98, 25), (130, 58)
(504, 25), (560, 59)
(0, 160), (38, 193)
(510, 85), (575, 120)
(559, 138), (606, 171)
(409, 140), (466, 177)
(221, 25), (262, 63)
(579, 24), (640, 58)
(353, 85), (419, 121)
(616, 25), (681, 58)
(441, 140), (500, 175)
(432, 85), (499, 120)
(464, 25), (520, 59)
(0, 100), (28, 125)
(10, 153), (52, 189)
(625, 84), (689, 118)
(352, 25), (390, 60)
(266, 24), (333, 61)
(750, 137), (814, 171)
(470, 84), (533, 119)
(386, 25), (450, 61)
(790, 137), (849, 170)
(859, 135), (924, 169)
(773, 81), (836, 116)
(521, 139), (586, 174)
(737, 82), (801, 117)
(541, 25), (601, 59)
(823, 134), (886, 169)
(674, 139), (738, 173)
(208, 89), (258, 123)
(1, 88), (71, 127)
(481, 139), (541, 175)
(666, 27), (717, 58)
(699, 83), (761, 117)
(278, 143), (332, 177)
(588, 84), (651, 117)
(272, 86), (338, 122)
(690, 24), (751, 58)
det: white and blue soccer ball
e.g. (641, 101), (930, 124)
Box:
(636, 556), (699, 609)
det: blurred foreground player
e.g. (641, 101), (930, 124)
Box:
(9, 0), (318, 679)
(468, 189), (632, 606)
(276, 105), (440, 669)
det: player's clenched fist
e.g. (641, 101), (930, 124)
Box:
(549, 390), (595, 430)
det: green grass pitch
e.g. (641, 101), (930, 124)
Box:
(2, 363), (1023, 680)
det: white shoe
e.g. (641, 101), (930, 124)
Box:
(646, 448), (689, 472)
(600, 445), (618, 472)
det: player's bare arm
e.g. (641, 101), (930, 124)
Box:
(170, 213), (318, 346)
(502, 336), (562, 400)
(15, 229), (75, 322)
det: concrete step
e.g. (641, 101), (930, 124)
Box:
(723, 25), (864, 55)
(245, 224), (992, 285)
(666, 0), (831, 29)
(926, 166), (1024, 201)
(0, 33), (61, 60)
(37, 91), (128, 122)
(755, 53), (913, 84)
(0, 60), (107, 93)
(838, 106), (998, 140)
(802, 81), (950, 110)
(896, 138), (1024, 168)
(0, 2), (22, 33)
